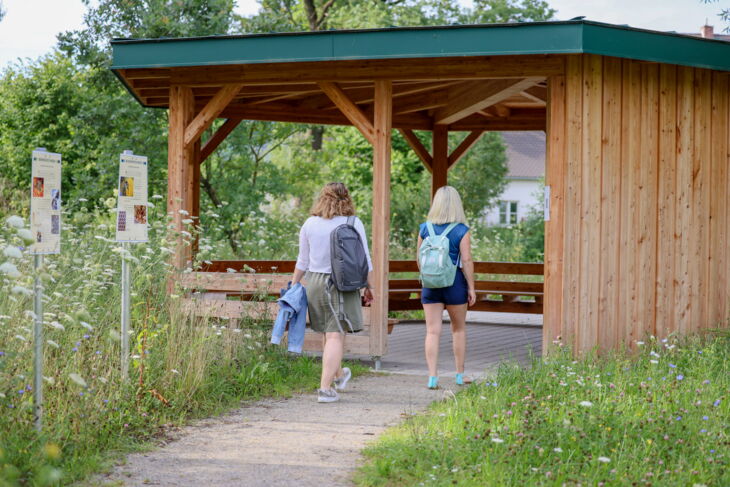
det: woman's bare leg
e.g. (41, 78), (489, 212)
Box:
(423, 303), (445, 377)
(446, 303), (467, 374)
(320, 332), (344, 390)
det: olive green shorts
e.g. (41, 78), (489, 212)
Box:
(305, 271), (363, 333)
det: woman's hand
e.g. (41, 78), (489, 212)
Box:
(468, 288), (477, 307)
(363, 287), (374, 306)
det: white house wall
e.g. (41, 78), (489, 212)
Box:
(483, 179), (542, 226)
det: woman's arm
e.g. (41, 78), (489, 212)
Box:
(416, 234), (423, 270)
(292, 221), (309, 284)
(459, 231), (477, 307)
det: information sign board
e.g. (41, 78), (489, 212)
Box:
(30, 150), (62, 255)
(115, 153), (148, 242)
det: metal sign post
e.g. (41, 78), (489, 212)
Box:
(116, 150), (148, 380)
(29, 147), (62, 431)
(33, 254), (43, 431)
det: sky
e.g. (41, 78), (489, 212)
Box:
(0, 0), (725, 69)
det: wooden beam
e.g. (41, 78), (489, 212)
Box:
(318, 81), (375, 143)
(160, 55), (565, 86)
(432, 125), (448, 197)
(200, 118), (243, 164)
(398, 129), (432, 171)
(434, 77), (543, 125)
(167, 85), (196, 277)
(521, 85), (548, 103)
(183, 84), (242, 148)
(447, 130), (484, 168)
(370, 80), (392, 358)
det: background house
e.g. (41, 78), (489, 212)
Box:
(483, 131), (545, 226)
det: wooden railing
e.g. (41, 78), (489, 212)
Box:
(190, 259), (544, 314)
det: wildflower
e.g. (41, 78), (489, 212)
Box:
(579, 401), (593, 407)
(0, 262), (21, 278)
(636, 341), (644, 346)
(668, 363), (676, 368)
(713, 399), (721, 407)
(178, 209), (189, 215)
(3, 246), (22, 259)
(182, 218), (194, 225)
(491, 438), (504, 443)
(47, 340), (59, 348)
(151, 194), (163, 199)
(650, 360), (658, 364)
(676, 416), (682, 421)
(554, 447), (563, 453)
(702, 416), (709, 420)
(11, 285), (32, 296)
(6, 215), (24, 228)
(72, 347), (78, 352)
(48, 321), (65, 331)
(703, 380), (710, 385)
(69, 373), (87, 387)
(598, 457), (611, 463)
(80, 321), (93, 331)
(700, 429), (707, 433)
(17, 228), (35, 243)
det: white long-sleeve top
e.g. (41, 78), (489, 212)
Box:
(295, 215), (373, 273)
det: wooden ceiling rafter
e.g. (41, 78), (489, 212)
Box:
(433, 77), (543, 125)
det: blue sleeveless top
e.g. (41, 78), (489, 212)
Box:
(419, 222), (469, 266)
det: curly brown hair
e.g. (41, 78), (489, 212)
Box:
(310, 182), (356, 219)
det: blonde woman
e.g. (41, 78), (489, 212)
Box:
(292, 182), (374, 403)
(417, 186), (476, 389)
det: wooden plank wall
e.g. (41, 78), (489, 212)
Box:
(545, 54), (730, 353)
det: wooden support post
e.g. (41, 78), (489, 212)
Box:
(191, 139), (201, 256)
(370, 80), (392, 359)
(168, 86), (196, 280)
(431, 124), (448, 198)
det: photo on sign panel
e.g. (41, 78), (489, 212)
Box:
(36, 231), (42, 243)
(119, 177), (134, 197)
(51, 189), (60, 210)
(117, 211), (126, 232)
(51, 215), (60, 234)
(33, 177), (44, 197)
(134, 205), (147, 224)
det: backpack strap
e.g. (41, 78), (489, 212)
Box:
(346, 215), (355, 227)
(425, 221), (436, 238)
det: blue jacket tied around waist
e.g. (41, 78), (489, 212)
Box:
(270, 282), (308, 353)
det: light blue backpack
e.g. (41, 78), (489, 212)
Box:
(419, 222), (458, 289)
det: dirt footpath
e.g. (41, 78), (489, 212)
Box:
(98, 373), (442, 487)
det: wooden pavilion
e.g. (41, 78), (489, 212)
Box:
(111, 20), (730, 359)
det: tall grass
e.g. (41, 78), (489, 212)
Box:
(356, 334), (729, 486)
(0, 200), (326, 485)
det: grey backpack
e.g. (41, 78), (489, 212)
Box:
(329, 216), (369, 292)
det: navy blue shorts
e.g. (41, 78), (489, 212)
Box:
(421, 269), (468, 306)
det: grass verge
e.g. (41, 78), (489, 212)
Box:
(356, 333), (729, 487)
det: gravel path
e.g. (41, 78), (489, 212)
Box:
(96, 373), (445, 487)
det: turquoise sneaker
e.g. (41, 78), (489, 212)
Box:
(428, 376), (439, 389)
(455, 373), (464, 386)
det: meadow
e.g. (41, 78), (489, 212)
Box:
(0, 200), (347, 486)
(356, 333), (729, 486)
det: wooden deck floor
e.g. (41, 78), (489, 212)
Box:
(349, 320), (542, 379)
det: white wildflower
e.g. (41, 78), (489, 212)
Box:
(0, 393), (4, 398)
(47, 340), (59, 348)
(0, 262), (21, 278)
(597, 456), (611, 463)
(69, 373), (87, 387)
(98, 377), (108, 384)
(226, 268), (237, 273)
(3, 246), (23, 259)
(48, 321), (65, 331)
(14, 334), (27, 341)
(491, 438), (504, 444)
(650, 360), (659, 364)
(182, 218), (194, 225)
(6, 215), (24, 228)
(17, 228), (35, 243)
(11, 285), (32, 296)
(178, 209), (189, 215)
(151, 194), (163, 199)
(554, 447), (563, 453)
(579, 401), (593, 407)
(171, 369), (180, 374)
(636, 341), (645, 346)
(80, 321), (93, 331)
(78, 197), (88, 202)
(43, 376), (55, 385)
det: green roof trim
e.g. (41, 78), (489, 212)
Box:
(111, 20), (730, 73)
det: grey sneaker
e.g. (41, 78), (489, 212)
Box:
(317, 388), (340, 403)
(334, 367), (352, 391)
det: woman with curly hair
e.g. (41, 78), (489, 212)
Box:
(291, 182), (374, 403)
